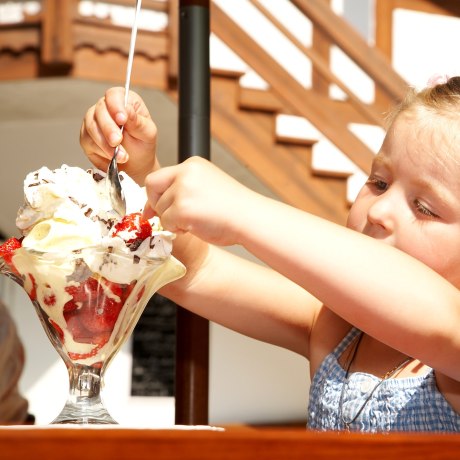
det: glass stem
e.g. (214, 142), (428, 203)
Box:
(69, 364), (102, 401)
(51, 363), (117, 424)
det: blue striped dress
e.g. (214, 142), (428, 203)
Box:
(308, 328), (460, 432)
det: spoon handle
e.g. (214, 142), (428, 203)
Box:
(123, 0), (142, 108)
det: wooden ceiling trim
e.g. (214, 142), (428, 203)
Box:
(0, 51), (39, 80)
(0, 27), (40, 53)
(73, 22), (168, 59)
(72, 47), (168, 89)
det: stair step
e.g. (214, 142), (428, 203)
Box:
(348, 123), (385, 153)
(312, 124), (384, 175)
(239, 87), (283, 113)
(275, 114), (320, 144)
(312, 123), (385, 201)
(347, 170), (368, 204)
(312, 139), (356, 178)
(211, 67), (245, 79)
(276, 135), (317, 147)
(210, 32), (247, 74)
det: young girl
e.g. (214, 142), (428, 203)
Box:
(80, 76), (460, 432)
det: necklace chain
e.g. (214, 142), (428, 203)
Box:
(338, 331), (413, 431)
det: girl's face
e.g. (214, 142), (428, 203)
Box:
(347, 109), (460, 288)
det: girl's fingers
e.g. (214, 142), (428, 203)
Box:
(125, 112), (157, 145)
(94, 98), (123, 149)
(104, 87), (128, 123)
(144, 166), (178, 211)
(81, 88), (158, 183)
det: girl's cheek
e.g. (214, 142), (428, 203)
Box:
(346, 203), (363, 231)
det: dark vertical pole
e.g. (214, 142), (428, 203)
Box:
(175, 0), (210, 425)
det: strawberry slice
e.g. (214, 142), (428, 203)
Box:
(112, 212), (152, 250)
(43, 284), (56, 306)
(63, 299), (79, 314)
(0, 237), (22, 258)
(101, 278), (137, 304)
(65, 277), (99, 303)
(0, 237), (22, 269)
(27, 274), (37, 301)
(64, 276), (123, 346)
(79, 296), (123, 333)
(67, 333), (109, 361)
(101, 278), (124, 300)
(64, 310), (93, 343)
(49, 319), (64, 342)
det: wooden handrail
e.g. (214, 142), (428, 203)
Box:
(249, 0), (385, 128)
(291, 0), (408, 104)
(211, 2), (375, 174)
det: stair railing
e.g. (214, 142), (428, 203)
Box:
(211, 2), (374, 174)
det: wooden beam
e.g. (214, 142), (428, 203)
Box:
(41, 0), (75, 67)
(168, 0), (179, 85)
(97, 0), (169, 11)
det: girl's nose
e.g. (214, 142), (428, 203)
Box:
(366, 192), (395, 231)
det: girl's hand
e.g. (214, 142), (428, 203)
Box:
(144, 157), (257, 247)
(80, 87), (158, 184)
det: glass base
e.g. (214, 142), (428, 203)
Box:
(51, 399), (118, 425)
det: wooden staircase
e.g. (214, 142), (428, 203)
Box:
(210, 69), (350, 224)
(1, 0), (459, 225)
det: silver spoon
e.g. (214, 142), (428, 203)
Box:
(107, 0), (142, 216)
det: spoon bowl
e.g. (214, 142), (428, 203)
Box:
(107, 144), (126, 217)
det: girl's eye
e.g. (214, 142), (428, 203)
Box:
(366, 177), (388, 192)
(414, 200), (439, 218)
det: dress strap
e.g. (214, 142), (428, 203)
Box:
(331, 327), (361, 359)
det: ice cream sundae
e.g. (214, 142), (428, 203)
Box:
(0, 164), (185, 423)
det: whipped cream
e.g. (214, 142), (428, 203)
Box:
(16, 164), (175, 260)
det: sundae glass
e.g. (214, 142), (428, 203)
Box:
(0, 242), (184, 424)
(1, 164), (186, 424)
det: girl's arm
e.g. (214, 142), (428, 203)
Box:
(147, 157), (460, 381)
(160, 232), (319, 358)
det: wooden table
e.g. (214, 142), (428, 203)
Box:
(1, 425), (459, 459)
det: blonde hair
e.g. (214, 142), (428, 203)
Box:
(386, 76), (460, 127)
